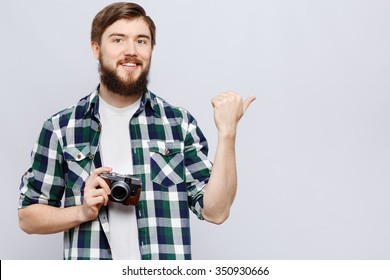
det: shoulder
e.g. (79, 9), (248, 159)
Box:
(44, 90), (98, 130)
(148, 91), (196, 124)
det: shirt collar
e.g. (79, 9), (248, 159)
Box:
(83, 85), (161, 118)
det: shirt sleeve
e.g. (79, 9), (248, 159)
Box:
(184, 114), (213, 220)
(19, 119), (65, 208)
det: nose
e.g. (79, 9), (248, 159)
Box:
(124, 41), (137, 56)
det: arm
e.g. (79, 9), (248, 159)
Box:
(19, 204), (88, 234)
(18, 167), (112, 234)
(202, 92), (255, 224)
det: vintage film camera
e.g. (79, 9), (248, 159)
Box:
(99, 172), (142, 206)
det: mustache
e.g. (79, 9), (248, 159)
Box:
(117, 57), (143, 66)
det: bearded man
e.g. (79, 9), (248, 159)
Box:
(18, 2), (255, 260)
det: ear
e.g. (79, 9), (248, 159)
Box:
(91, 41), (100, 60)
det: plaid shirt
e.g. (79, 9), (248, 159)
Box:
(19, 87), (212, 260)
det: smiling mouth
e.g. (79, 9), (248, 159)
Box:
(122, 62), (137, 67)
(119, 61), (143, 73)
(119, 58), (142, 68)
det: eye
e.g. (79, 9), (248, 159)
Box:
(137, 39), (148, 45)
(113, 38), (124, 44)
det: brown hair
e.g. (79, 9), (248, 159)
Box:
(91, 2), (156, 46)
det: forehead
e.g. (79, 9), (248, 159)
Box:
(102, 18), (151, 38)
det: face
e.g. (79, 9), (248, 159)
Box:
(92, 18), (154, 96)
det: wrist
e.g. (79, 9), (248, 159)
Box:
(217, 128), (237, 140)
(76, 205), (89, 224)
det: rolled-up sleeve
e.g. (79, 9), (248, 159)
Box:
(184, 115), (213, 220)
(19, 119), (65, 208)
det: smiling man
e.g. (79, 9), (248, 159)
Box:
(95, 17), (153, 103)
(18, 2), (255, 260)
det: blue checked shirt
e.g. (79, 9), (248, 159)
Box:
(19, 87), (213, 260)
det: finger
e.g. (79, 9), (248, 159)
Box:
(87, 188), (110, 206)
(96, 177), (111, 195)
(90, 166), (113, 178)
(85, 196), (105, 209)
(98, 191), (109, 206)
(93, 187), (110, 200)
(243, 96), (256, 113)
(85, 195), (103, 206)
(84, 177), (111, 205)
(211, 91), (236, 107)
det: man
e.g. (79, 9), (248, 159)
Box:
(18, 2), (255, 260)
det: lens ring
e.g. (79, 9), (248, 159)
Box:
(111, 181), (130, 202)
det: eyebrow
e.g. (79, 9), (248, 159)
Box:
(108, 33), (151, 40)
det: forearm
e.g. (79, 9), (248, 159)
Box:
(200, 92), (255, 224)
(19, 167), (111, 235)
(18, 204), (86, 234)
(202, 132), (237, 224)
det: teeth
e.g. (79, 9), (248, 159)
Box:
(123, 63), (136, 67)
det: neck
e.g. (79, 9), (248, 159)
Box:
(98, 83), (143, 108)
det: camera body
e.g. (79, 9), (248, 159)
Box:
(99, 172), (142, 205)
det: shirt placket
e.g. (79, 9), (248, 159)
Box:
(90, 106), (113, 258)
(130, 100), (150, 259)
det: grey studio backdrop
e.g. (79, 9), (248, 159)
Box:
(1, 0), (389, 260)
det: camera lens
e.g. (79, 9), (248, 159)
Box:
(113, 187), (126, 199)
(110, 181), (130, 202)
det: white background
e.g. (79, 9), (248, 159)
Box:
(1, 0), (389, 259)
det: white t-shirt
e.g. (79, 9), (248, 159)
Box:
(99, 96), (141, 260)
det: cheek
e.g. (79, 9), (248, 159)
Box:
(100, 55), (118, 70)
(139, 48), (153, 62)
(100, 47), (121, 63)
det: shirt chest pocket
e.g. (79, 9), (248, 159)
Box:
(63, 145), (94, 186)
(148, 140), (185, 188)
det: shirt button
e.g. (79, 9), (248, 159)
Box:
(164, 149), (170, 155)
(76, 154), (82, 160)
(88, 154), (95, 160)
(98, 124), (102, 132)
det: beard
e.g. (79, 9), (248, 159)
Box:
(98, 55), (150, 97)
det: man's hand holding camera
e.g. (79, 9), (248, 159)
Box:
(82, 167), (143, 222)
(82, 167), (112, 222)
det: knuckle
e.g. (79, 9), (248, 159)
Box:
(91, 169), (98, 175)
